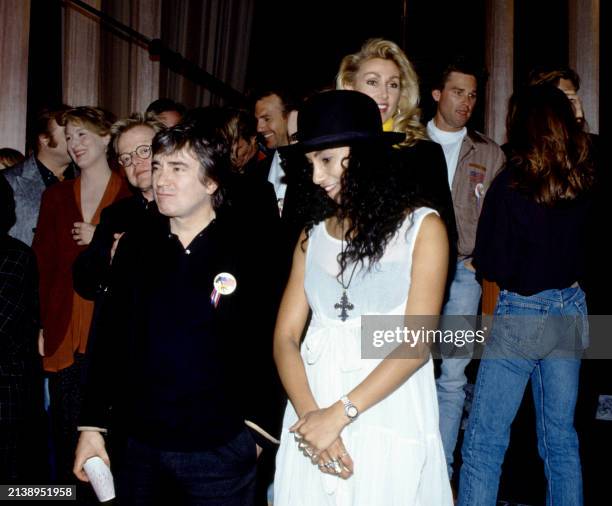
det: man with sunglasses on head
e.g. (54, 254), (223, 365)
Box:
(72, 114), (165, 301)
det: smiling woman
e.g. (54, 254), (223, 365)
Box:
(337, 38), (428, 147)
(273, 91), (452, 505)
(306, 146), (349, 202)
(336, 38), (458, 286)
(31, 106), (130, 483)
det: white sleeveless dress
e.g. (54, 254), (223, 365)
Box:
(274, 207), (452, 506)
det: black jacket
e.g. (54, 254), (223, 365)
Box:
(73, 194), (155, 300)
(393, 140), (457, 254)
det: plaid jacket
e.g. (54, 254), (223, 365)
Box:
(0, 235), (40, 377)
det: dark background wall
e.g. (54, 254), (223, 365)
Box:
(246, 0), (607, 138)
(27, 0), (608, 140)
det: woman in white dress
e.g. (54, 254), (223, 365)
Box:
(273, 90), (453, 505)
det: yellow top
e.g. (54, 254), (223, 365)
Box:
(383, 117), (394, 132)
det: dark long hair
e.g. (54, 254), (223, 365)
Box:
(294, 141), (418, 276)
(506, 85), (594, 204)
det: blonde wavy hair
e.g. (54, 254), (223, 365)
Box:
(336, 38), (427, 146)
(111, 113), (166, 154)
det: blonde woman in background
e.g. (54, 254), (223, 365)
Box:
(337, 38), (457, 255)
(337, 38), (427, 146)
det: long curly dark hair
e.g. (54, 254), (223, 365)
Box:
(291, 141), (422, 277)
(506, 84), (594, 204)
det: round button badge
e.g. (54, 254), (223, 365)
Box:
(213, 272), (237, 295)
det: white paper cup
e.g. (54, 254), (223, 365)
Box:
(83, 456), (115, 502)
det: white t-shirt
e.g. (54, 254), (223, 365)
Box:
(427, 119), (467, 188)
(267, 150), (287, 215)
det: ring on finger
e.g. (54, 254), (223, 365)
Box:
(304, 447), (313, 457)
(331, 460), (342, 474)
(294, 432), (303, 441)
(298, 441), (307, 449)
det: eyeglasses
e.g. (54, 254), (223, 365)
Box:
(117, 145), (152, 167)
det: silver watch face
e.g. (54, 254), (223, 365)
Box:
(347, 405), (358, 418)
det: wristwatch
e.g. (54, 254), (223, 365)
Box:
(340, 395), (359, 421)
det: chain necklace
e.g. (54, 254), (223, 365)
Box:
(334, 223), (359, 321)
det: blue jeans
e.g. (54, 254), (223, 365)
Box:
(458, 287), (586, 506)
(117, 428), (257, 505)
(436, 260), (482, 478)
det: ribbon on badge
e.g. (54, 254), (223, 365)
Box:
(210, 272), (237, 308)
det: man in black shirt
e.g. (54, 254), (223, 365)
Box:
(73, 124), (281, 505)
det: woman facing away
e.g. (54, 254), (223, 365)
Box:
(273, 90), (452, 505)
(32, 106), (130, 483)
(458, 85), (595, 506)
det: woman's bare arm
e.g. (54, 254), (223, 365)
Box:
(293, 213), (449, 451)
(273, 231), (318, 418)
(342, 213), (448, 413)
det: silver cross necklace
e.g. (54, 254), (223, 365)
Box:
(334, 224), (359, 322)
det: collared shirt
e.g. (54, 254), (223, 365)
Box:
(267, 150), (287, 214)
(80, 213), (281, 451)
(35, 158), (77, 187)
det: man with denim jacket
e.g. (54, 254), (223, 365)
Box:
(3, 106), (74, 246)
(426, 57), (505, 479)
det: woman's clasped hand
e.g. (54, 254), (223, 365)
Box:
(290, 404), (354, 478)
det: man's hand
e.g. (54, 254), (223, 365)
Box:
(73, 431), (110, 482)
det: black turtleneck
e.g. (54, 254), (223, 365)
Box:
(72, 193), (157, 300)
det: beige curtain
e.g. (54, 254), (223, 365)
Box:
(63, 0), (161, 117)
(569, 0), (600, 134)
(0, 0), (31, 152)
(159, 0), (254, 107)
(484, 0), (514, 145)
(60, 0), (250, 114)
(101, 0), (161, 117)
(62, 0), (102, 107)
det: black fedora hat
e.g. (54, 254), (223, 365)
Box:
(289, 90), (405, 152)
